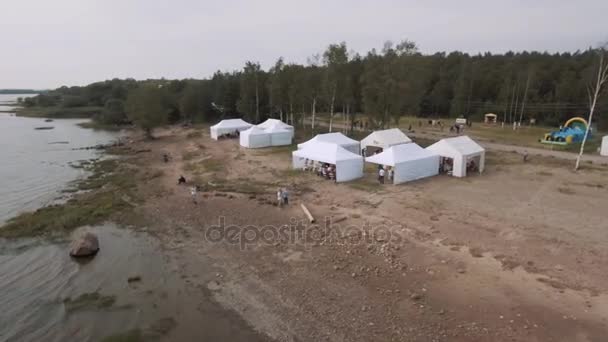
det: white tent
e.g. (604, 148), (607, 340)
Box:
(361, 128), (412, 152)
(266, 126), (293, 146)
(366, 143), (439, 184)
(426, 136), (485, 178)
(210, 119), (252, 140)
(240, 126), (272, 148)
(258, 118), (294, 131)
(601, 136), (608, 157)
(292, 141), (363, 182)
(297, 132), (360, 155)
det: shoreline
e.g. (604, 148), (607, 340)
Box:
(1, 125), (608, 341)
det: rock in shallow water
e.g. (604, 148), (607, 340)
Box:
(69, 232), (100, 257)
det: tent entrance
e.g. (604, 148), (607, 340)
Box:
(439, 157), (455, 176)
(364, 146), (383, 157)
(466, 155), (482, 176)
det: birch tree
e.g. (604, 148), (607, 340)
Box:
(322, 43), (348, 132)
(575, 46), (608, 170)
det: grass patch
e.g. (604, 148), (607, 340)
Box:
(186, 130), (203, 139)
(100, 329), (143, 342)
(183, 157), (224, 175)
(77, 121), (126, 131)
(253, 144), (297, 156)
(0, 158), (138, 238)
(181, 150), (200, 161)
(202, 177), (274, 195)
(348, 178), (382, 193)
(16, 105), (104, 118)
(557, 187), (576, 195)
(63, 292), (116, 313)
(573, 182), (604, 189)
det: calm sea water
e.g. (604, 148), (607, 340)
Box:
(0, 94), (118, 223)
(0, 95), (268, 342)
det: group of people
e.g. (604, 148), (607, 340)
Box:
(377, 165), (394, 184)
(217, 130), (240, 139)
(439, 158), (453, 174)
(303, 159), (336, 181)
(276, 188), (290, 207)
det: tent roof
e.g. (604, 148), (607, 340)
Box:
(427, 136), (484, 156)
(361, 128), (412, 148)
(258, 118), (294, 130)
(211, 118), (252, 129)
(484, 113), (498, 117)
(293, 141), (362, 164)
(366, 143), (437, 166)
(298, 132), (359, 149)
(242, 126), (268, 135)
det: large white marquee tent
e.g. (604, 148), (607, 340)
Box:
(297, 133), (360, 155)
(292, 141), (364, 182)
(366, 143), (439, 184)
(426, 136), (485, 178)
(601, 136), (608, 156)
(258, 118), (294, 132)
(361, 128), (412, 153)
(210, 119), (252, 140)
(238, 118), (294, 148)
(266, 126), (293, 146)
(239, 126), (272, 148)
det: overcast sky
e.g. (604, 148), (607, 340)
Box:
(1, 0), (607, 89)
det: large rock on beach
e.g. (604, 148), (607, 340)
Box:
(69, 232), (100, 257)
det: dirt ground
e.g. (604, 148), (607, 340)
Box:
(116, 126), (608, 342)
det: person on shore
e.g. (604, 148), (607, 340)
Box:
(378, 167), (385, 184)
(277, 188), (283, 207)
(178, 175), (186, 184)
(282, 188), (289, 206)
(523, 151), (529, 163)
(190, 186), (198, 205)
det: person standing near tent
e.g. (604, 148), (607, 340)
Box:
(387, 167), (394, 183)
(277, 188), (283, 207)
(378, 167), (385, 184)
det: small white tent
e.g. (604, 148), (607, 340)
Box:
(258, 118), (294, 131)
(601, 136), (608, 156)
(210, 119), (252, 140)
(361, 128), (412, 153)
(240, 126), (272, 148)
(426, 136), (485, 178)
(297, 132), (360, 155)
(266, 126), (293, 146)
(366, 143), (439, 184)
(292, 141), (364, 182)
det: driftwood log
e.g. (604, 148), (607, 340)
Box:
(300, 203), (315, 223)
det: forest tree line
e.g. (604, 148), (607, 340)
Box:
(20, 40), (608, 133)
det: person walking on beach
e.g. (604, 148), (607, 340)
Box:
(190, 186), (198, 205)
(282, 188), (289, 206)
(276, 188), (283, 207)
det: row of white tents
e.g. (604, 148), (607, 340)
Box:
(292, 129), (485, 183)
(210, 118), (294, 148)
(210, 118), (486, 184)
